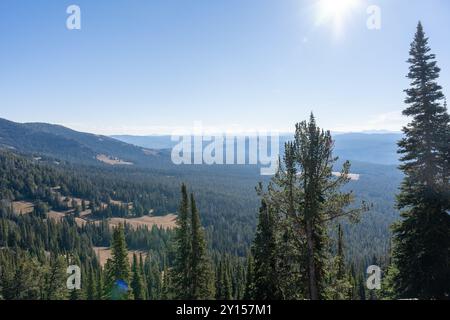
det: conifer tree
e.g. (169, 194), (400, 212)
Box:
(259, 114), (366, 300)
(336, 224), (345, 280)
(252, 199), (281, 300)
(43, 255), (67, 300)
(216, 258), (232, 300)
(295, 115), (365, 299)
(161, 266), (174, 300)
(146, 256), (162, 300)
(326, 224), (352, 300)
(189, 193), (215, 299)
(105, 224), (131, 300)
(243, 254), (255, 300)
(86, 267), (97, 300)
(131, 254), (146, 300)
(393, 22), (450, 299)
(172, 183), (191, 299)
(96, 270), (105, 300)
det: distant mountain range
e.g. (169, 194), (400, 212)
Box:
(112, 132), (403, 166)
(0, 117), (402, 168)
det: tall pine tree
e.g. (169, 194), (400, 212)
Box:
(393, 22), (450, 299)
(258, 114), (367, 300)
(105, 224), (131, 300)
(189, 193), (215, 299)
(252, 199), (281, 300)
(131, 254), (146, 300)
(172, 183), (191, 299)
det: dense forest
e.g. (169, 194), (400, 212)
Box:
(0, 22), (449, 300)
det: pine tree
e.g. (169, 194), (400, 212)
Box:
(172, 183), (191, 299)
(131, 254), (145, 300)
(336, 224), (345, 280)
(96, 270), (105, 300)
(189, 193), (215, 299)
(105, 224), (131, 300)
(216, 257), (232, 300)
(243, 254), (255, 300)
(215, 260), (224, 299)
(258, 114), (367, 300)
(392, 22), (450, 299)
(43, 255), (67, 300)
(161, 265), (173, 300)
(252, 199), (281, 300)
(86, 267), (97, 300)
(296, 115), (366, 299)
(139, 253), (148, 299)
(326, 224), (352, 300)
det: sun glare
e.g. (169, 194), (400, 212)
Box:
(316, 0), (360, 37)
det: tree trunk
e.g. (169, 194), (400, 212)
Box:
(306, 219), (319, 300)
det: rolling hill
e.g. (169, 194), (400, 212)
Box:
(0, 118), (165, 166)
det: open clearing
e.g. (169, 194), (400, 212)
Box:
(47, 210), (66, 221)
(109, 214), (177, 230)
(10, 199), (176, 230)
(93, 247), (148, 267)
(96, 154), (133, 165)
(12, 201), (34, 214)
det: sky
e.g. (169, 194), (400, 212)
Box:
(1, 0), (450, 135)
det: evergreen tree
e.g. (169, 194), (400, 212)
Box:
(189, 193), (215, 299)
(295, 115), (366, 299)
(85, 267), (97, 300)
(131, 254), (145, 300)
(258, 114), (367, 300)
(252, 200), (281, 300)
(161, 266), (174, 300)
(172, 183), (191, 299)
(96, 270), (105, 300)
(243, 254), (255, 300)
(393, 22), (450, 299)
(336, 224), (346, 281)
(326, 224), (352, 300)
(215, 257), (232, 300)
(146, 256), (162, 300)
(105, 224), (131, 300)
(43, 255), (67, 300)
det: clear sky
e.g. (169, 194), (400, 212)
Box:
(1, 0), (450, 135)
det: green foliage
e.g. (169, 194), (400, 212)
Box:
(105, 225), (131, 300)
(251, 200), (282, 300)
(189, 194), (215, 299)
(392, 22), (450, 300)
(172, 184), (191, 298)
(171, 187), (215, 299)
(255, 115), (367, 300)
(131, 254), (146, 300)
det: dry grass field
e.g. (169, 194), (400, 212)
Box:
(96, 154), (133, 165)
(93, 247), (148, 267)
(12, 201), (34, 214)
(10, 199), (176, 231)
(109, 214), (177, 230)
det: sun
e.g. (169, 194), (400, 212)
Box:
(318, 0), (359, 17)
(316, 0), (360, 37)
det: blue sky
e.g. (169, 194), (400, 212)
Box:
(1, 0), (449, 135)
